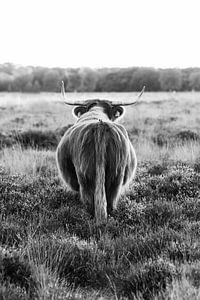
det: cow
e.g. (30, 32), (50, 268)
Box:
(56, 82), (145, 224)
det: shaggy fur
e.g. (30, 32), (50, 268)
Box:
(56, 100), (137, 223)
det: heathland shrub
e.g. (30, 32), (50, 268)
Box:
(1, 161), (200, 298)
(55, 124), (73, 138)
(0, 175), (66, 215)
(0, 284), (28, 300)
(0, 133), (15, 149)
(194, 157), (200, 173)
(14, 130), (58, 149)
(132, 164), (200, 201)
(117, 258), (176, 299)
(114, 197), (146, 227)
(147, 162), (168, 176)
(0, 221), (24, 246)
(175, 130), (200, 142)
(186, 262), (200, 288)
(151, 129), (200, 147)
(152, 132), (170, 146)
(0, 175), (94, 238)
(0, 126), (72, 151)
(0, 247), (36, 296)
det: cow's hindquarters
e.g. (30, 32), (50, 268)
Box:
(56, 121), (137, 223)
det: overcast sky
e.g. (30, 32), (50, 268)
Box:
(1, 0), (200, 69)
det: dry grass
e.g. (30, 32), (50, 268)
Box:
(1, 91), (200, 133)
(169, 141), (200, 163)
(1, 140), (199, 178)
(160, 264), (200, 300)
(136, 139), (200, 164)
(164, 278), (200, 300)
(0, 144), (56, 176)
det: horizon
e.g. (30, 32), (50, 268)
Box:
(1, 0), (200, 69)
(1, 61), (200, 71)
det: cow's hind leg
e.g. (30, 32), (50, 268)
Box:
(57, 147), (79, 191)
(78, 173), (95, 217)
(80, 187), (94, 216)
(106, 176), (124, 216)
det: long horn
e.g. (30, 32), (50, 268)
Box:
(61, 81), (86, 106)
(113, 86), (145, 106)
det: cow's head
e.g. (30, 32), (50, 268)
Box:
(61, 81), (145, 121)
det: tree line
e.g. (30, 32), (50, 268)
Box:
(0, 63), (200, 92)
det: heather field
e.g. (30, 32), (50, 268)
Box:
(0, 92), (200, 299)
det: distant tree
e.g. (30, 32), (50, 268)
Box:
(32, 67), (48, 89)
(0, 63), (15, 75)
(43, 69), (61, 92)
(0, 72), (13, 91)
(189, 71), (200, 91)
(159, 69), (182, 91)
(181, 68), (192, 91)
(79, 68), (98, 92)
(95, 71), (118, 92)
(115, 68), (137, 91)
(1, 63), (199, 93)
(32, 80), (41, 92)
(23, 81), (33, 92)
(11, 73), (33, 92)
(95, 68), (134, 92)
(129, 68), (160, 91)
(66, 69), (82, 92)
(96, 68), (160, 92)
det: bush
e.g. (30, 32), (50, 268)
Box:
(0, 221), (23, 246)
(117, 259), (176, 299)
(0, 248), (36, 296)
(0, 127), (73, 151)
(15, 130), (58, 149)
(147, 162), (168, 176)
(55, 125), (73, 138)
(194, 157), (200, 173)
(0, 284), (28, 300)
(152, 132), (170, 146)
(0, 133), (15, 149)
(131, 165), (200, 214)
(175, 130), (200, 142)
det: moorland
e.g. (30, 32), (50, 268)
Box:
(0, 91), (200, 299)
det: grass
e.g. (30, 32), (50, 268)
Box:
(0, 92), (200, 299)
(0, 145), (57, 176)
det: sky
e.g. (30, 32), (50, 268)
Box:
(0, 0), (200, 69)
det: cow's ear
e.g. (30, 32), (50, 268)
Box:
(112, 106), (125, 120)
(73, 106), (87, 118)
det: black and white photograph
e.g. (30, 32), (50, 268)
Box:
(0, 0), (200, 299)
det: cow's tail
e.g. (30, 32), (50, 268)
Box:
(94, 121), (107, 223)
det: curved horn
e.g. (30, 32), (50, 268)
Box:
(61, 81), (86, 106)
(113, 86), (145, 106)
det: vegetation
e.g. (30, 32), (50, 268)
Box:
(0, 92), (200, 299)
(1, 63), (200, 92)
